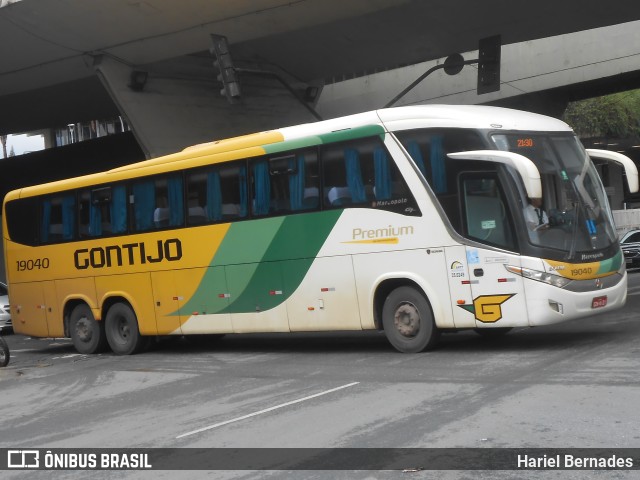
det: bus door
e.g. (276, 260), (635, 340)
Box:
(459, 174), (527, 328)
(287, 255), (361, 331)
(444, 246), (475, 329)
(464, 247), (526, 328)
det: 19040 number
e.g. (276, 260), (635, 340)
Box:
(16, 258), (50, 271)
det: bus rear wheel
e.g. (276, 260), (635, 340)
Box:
(105, 303), (145, 355)
(382, 286), (439, 353)
(69, 304), (107, 354)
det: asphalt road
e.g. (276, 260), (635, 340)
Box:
(1, 272), (640, 479)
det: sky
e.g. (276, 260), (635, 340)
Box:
(1, 134), (45, 157)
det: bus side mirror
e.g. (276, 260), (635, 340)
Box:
(586, 149), (639, 194)
(447, 150), (542, 199)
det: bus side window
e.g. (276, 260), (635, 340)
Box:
(322, 144), (364, 207)
(41, 194), (76, 243)
(79, 185), (127, 238)
(4, 197), (39, 246)
(251, 149), (319, 217)
(132, 176), (184, 231)
(461, 175), (516, 251)
(186, 171), (208, 224)
(322, 136), (414, 212)
(187, 161), (248, 223)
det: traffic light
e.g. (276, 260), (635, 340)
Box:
(477, 35), (501, 95)
(210, 34), (241, 102)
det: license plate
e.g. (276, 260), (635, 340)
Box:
(592, 296), (607, 308)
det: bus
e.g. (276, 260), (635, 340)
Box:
(3, 105), (638, 354)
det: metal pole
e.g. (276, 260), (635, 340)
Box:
(384, 59), (479, 108)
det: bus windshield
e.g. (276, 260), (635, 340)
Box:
(491, 133), (618, 260)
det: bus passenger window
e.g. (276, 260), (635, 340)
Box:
(132, 176), (183, 231)
(79, 185), (127, 238)
(396, 128), (487, 228)
(250, 149), (319, 216)
(187, 161), (248, 223)
(322, 136), (417, 214)
(41, 193), (76, 243)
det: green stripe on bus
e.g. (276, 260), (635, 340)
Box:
(262, 125), (385, 155)
(180, 210), (343, 315)
(597, 250), (623, 274)
(317, 125), (385, 144)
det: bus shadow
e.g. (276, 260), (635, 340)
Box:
(438, 326), (626, 353)
(144, 324), (626, 356)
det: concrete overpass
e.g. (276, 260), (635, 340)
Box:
(319, 21), (640, 118)
(1, 0), (640, 159)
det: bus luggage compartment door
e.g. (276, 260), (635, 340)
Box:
(10, 282), (50, 337)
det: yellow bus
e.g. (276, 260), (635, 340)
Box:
(3, 105), (637, 354)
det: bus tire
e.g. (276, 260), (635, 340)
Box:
(105, 303), (145, 355)
(0, 337), (9, 367)
(69, 304), (107, 354)
(382, 286), (439, 353)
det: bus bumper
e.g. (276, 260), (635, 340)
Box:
(525, 272), (627, 326)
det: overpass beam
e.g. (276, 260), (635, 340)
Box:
(91, 55), (316, 158)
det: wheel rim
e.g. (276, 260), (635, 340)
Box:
(76, 317), (93, 343)
(0, 348), (6, 364)
(115, 315), (130, 343)
(393, 302), (420, 338)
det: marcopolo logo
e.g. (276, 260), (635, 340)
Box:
(74, 238), (182, 270)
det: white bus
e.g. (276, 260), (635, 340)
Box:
(3, 105), (637, 354)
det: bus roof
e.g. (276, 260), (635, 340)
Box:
(4, 105), (573, 202)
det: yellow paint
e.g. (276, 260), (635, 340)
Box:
(7, 223), (231, 338)
(342, 237), (399, 245)
(544, 259), (610, 280)
(11, 132), (285, 199)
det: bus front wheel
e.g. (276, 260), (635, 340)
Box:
(382, 286), (439, 353)
(105, 303), (145, 355)
(69, 304), (107, 354)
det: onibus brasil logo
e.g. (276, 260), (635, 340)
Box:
(458, 294), (515, 323)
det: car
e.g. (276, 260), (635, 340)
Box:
(620, 229), (640, 269)
(0, 282), (11, 333)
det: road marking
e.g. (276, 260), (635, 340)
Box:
(176, 381), (359, 439)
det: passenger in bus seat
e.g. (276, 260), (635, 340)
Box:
(187, 196), (206, 223)
(154, 197), (169, 228)
(327, 186), (351, 206)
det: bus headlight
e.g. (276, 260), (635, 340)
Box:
(504, 265), (571, 288)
